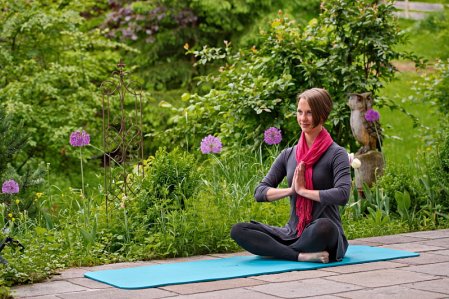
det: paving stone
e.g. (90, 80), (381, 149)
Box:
(252, 269), (336, 282)
(406, 278), (449, 295)
(67, 277), (113, 289)
(84, 261), (152, 271)
(160, 278), (264, 295)
(151, 255), (218, 264)
(325, 268), (437, 288)
(393, 252), (449, 265)
(304, 296), (345, 299)
(432, 249), (449, 256)
(381, 243), (444, 252)
(49, 268), (88, 281)
(57, 288), (176, 299)
(321, 261), (407, 274)
(170, 288), (279, 299)
(348, 239), (382, 246)
(17, 296), (60, 299)
(420, 238), (449, 249)
(405, 262), (449, 277)
(400, 229), (449, 239)
(12, 281), (88, 298)
(352, 235), (426, 245)
(247, 278), (362, 298)
(207, 251), (253, 258)
(337, 285), (445, 299)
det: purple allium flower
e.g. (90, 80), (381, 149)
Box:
(264, 127), (282, 145)
(365, 109), (380, 122)
(2, 179), (19, 194)
(200, 135), (222, 154)
(70, 130), (90, 147)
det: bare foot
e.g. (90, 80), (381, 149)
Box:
(298, 251), (329, 263)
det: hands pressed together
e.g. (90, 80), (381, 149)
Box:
(291, 161), (306, 196)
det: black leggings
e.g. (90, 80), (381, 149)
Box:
(230, 218), (339, 261)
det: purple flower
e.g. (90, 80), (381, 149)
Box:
(200, 135), (222, 154)
(365, 109), (380, 122)
(264, 127), (282, 145)
(2, 179), (19, 194)
(70, 130), (90, 147)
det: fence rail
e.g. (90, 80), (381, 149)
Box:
(393, 1), (446, 20)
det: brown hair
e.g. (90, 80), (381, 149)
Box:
(296, 88), (333, 127)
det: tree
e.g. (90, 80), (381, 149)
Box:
(162, 0), (421, 152)
(0, 0), (131, 171)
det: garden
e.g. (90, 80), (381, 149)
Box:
(1, 0), (449, 297)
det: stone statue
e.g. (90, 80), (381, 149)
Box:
(348, 92), (383, 154)
(347, 92), (384, 195)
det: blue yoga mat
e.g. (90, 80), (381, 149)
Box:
(84, 245), (418, 289)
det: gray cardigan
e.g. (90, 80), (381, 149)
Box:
(254, 143), (351, 261)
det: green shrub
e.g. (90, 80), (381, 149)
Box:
(135, 147), (200, 222)
(165, 0), (420, 153)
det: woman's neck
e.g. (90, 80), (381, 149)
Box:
(304, 126), (323, 148)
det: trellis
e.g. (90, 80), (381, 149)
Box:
(100, 61), (144, 220)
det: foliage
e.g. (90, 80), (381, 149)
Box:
(164, 0), (421, 153)
(130, 147), (201, 226)
(0, 108), (46, 222)
(100, 0), (275, 90)
(420, 60), (449, 115)
(413, 9), (449, 59)
(0, 0), (132, 173)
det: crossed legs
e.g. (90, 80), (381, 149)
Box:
(230, 218), (339, 263)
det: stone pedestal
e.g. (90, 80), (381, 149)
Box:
(354, 150), (384, 195)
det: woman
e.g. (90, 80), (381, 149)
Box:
(231, 88), (351, 263)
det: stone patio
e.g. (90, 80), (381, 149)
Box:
(11, 229), (449, 298)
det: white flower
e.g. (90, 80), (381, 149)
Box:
(351, 158), (362, 169)
(348, 153), (354, 164)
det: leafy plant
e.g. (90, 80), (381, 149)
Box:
(0, 0), (131, 173)
(165, 0), (421, 153)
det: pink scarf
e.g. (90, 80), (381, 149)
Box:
(295, 128), (333, 237)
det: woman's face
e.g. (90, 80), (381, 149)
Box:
(297, 98), (322, 135)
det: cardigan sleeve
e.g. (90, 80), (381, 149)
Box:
(319, 146), (351, 206)
(254, 148), (290, 202)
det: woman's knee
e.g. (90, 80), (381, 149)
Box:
(230, 222), (247, 240)
(309, 218), (338, 237)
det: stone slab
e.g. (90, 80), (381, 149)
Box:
(432, 249), (449, 256)
(405, 262), (449, 277)
(406, 278), (449, 295)
(151, 255), (218, 264)
(15, 296), (60, 299)
(393, 252), (449, 265)
(67, 277), (113, 289)
(57, 288), (176, 299)
(247, 277), (362, 298)
(400, 229), (449, 239)
(207, 251), (253, 258)
(337, 285), (445, 299)
(12, 281), (88, 298)
(49, 268), (88, 281)
(171, 288), (279, 299)
(353, 235), (426, 245)
(160, 278), (264, 295)
(381, 243), (444, 252)
(420, 238), (449, 249)
(325, 268), (437, 287)
(348, 239), (383, 246)
(321, 261), (407, 274)
(84, 261), (152, 271)
(252, 269), (336, 282)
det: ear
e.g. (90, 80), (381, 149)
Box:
(363, 92), (373, 109)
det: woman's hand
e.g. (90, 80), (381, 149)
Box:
(292, 161), (306, 196)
